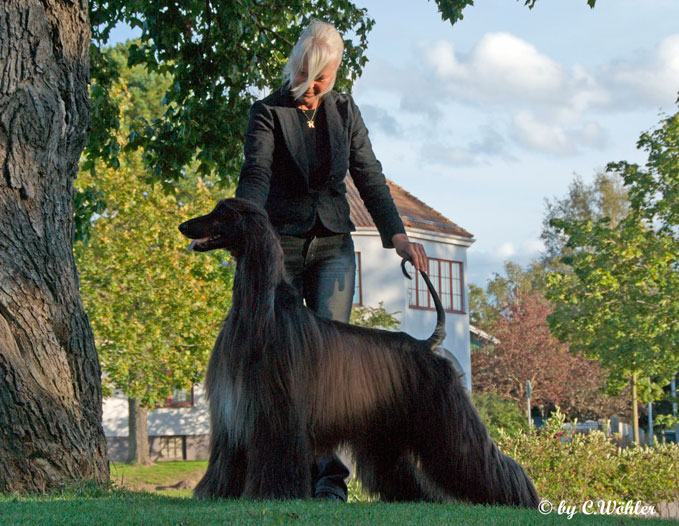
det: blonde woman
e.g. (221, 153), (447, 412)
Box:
(235, 19), (427, 501)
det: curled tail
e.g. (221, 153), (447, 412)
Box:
(401, 259), (446, 349)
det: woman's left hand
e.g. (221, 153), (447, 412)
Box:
(392, 233), (428, 273)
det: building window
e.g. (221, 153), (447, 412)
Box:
(158, 436), (185, 461)
(353, 252), (362, 306)
(408, 258), (464, 313)
(159, 387), (194, 408)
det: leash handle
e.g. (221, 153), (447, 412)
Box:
(401, 258), (445, 346)
(401, 258), (413, 280)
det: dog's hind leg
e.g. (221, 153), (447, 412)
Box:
(353, 440), (440, 502)
(242, 410), (314, 500)
(413, 375), (539, 507)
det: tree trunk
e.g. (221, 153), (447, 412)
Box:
(631, 373), (640, 445)
(127, 399), (151, 465)
(0, 0), (109, 492)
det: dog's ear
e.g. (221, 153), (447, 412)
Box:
(214, 199), (243, 225)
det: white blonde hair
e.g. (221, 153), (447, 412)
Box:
(283, 20), (344, 100)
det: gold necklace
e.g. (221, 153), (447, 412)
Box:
(300, 106), (318, 128)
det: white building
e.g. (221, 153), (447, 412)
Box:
(102, 178), (475, 461)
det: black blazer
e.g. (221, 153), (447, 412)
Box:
(235, 86), (405, 248)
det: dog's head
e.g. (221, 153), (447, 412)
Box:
(178, 198), (268, 254)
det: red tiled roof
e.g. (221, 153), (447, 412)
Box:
(346, 177), (473, 239)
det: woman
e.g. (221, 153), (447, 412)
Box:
(235, 19), (428, 501)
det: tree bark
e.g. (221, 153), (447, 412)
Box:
(127, 399), (151, 465)
(0, 0), (109, 491)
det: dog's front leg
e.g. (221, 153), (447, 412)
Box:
(243, 407), (314, 500)
(194, 429), (247, 499)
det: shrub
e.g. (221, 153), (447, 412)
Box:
(496, 409), (679, 505)
(472, 391), (529, 440)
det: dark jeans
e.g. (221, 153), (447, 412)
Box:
(279, 233), (356, 323)
(279, 233), (355, 500)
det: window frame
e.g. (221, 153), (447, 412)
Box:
(158, 386), (195, 408)
(157, 435), (186, 461)
(353, 252), (362, 306)
(408, 258), (465, 314)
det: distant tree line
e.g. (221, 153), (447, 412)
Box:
(470, 108), (679, 443)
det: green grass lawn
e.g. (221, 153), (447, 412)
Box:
(0, 489), (669, 526)
(0, 463), (670, 525)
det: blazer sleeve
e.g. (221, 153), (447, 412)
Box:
(347, 96), (406, 248)
(235, 100), (275, 207)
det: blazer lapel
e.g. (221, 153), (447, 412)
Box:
(323, 92), (348, 177)
(272, 89), (310, 184)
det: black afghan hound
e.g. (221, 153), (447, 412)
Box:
(179, 197), (539, 506)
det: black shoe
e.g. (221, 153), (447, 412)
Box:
(315, 491), (345, 502)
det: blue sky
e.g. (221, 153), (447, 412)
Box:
(351, 0), (678, 285)
(109, 0), (679, 286)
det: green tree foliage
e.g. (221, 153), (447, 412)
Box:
(470, 261), (628, 420)
(546, 107), (679, 441)
(76, 43), (232, 408)
(542, 171), (629, 267)
(87, 1), (377, 184)
(468, 283), (492, 328)
(77, 42), (176, 242)
(433, 0), (595, 26)
(350, 302), (400, 330)
(76, 156), (231, 408)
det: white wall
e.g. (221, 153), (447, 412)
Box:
(352, 228), (472, 390)
(102, 386), (210, 437)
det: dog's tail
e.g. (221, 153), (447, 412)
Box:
(401, 260), (446, 349)
(417, 368), (540, 507)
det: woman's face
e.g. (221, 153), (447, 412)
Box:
(293, 61), (338, 109)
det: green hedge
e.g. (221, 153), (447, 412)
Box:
(349, 408), (678, 506)
(495, 409), (679, 505)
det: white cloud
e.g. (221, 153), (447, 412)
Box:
(399, 93), (443, 123)
(511, 111), (605, 156)
(360, 31), (675, 117)
(512, 112), (571, 155)
(423, 33), (609, 111)
(467, 237), (546, 286)
(523, 238), (547, 255)
(465, 33), (565, 99)
(356, 32), (672, 158)
(577, 121), (605, 148)
(416, 33), (612, 156)
(497, 242), (516, 259)
(421, 32), (678, 112)
(604, 34), (679, 107)
(427, 40), (463, 78)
